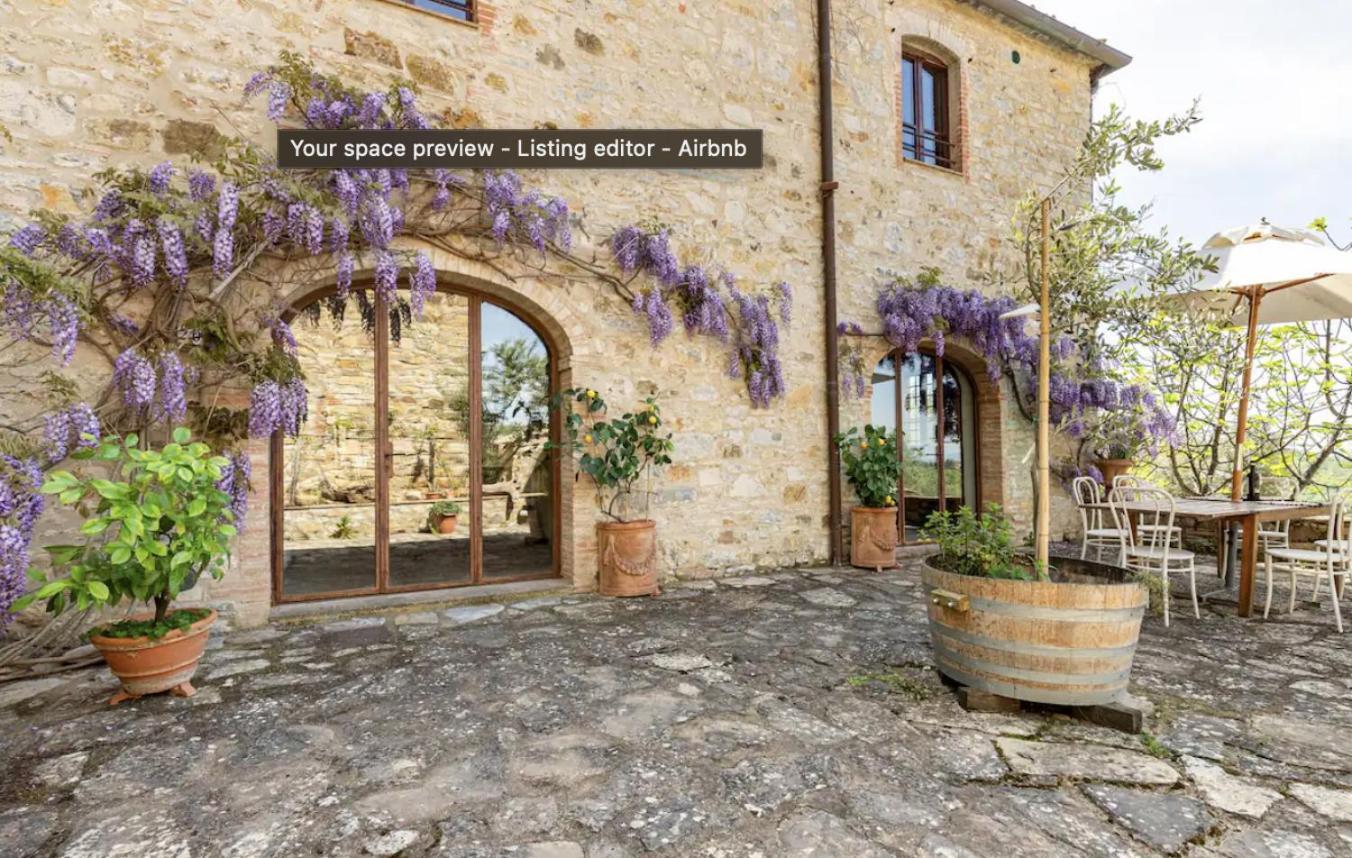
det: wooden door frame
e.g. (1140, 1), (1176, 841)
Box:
(270, 283), (563, 604)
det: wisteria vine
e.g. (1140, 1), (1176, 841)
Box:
(855, 273), (1176, 478)
(610, 225), (792, 408)
(0, 52), (797, 620)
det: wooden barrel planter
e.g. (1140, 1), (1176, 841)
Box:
(921, 557), (1147, 706)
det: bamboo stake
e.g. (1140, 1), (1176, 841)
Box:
(1036, 199), (1051, 574)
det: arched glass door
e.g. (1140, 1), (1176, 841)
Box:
(871, 350), (979, 543)
(273, 288), (558, 602)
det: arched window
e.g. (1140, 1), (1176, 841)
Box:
(872, 349), (980, 542)
(901, 44), (959, 171)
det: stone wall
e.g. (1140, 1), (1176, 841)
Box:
(0, 0), (1105, 622)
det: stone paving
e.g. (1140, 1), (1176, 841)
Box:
(3, 559), (1352, 857)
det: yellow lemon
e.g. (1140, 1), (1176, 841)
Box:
(647, 415), (657, 425)
(583, 434), (593, 444)
(586, 389), (597, 399)
(860, 440), (869, 449)
(885, 495), (895, 505)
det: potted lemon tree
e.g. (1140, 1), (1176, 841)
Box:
(835, 425), (903, 571)
(553, 387), (674, 597)
(16, 428), (237, 705)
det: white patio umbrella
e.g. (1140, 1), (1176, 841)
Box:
(1169, 222), (1352, 500)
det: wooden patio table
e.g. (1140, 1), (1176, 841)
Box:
(1087, 498), (1330, 617)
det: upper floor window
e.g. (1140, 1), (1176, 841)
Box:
(403, 0), (474, 22)
(902, 51), (954, 170)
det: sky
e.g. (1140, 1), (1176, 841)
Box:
(1031, 0), (1352, 247)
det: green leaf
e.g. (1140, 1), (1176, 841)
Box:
(86, 580), (110, 601)
(172, 426), (191, 444)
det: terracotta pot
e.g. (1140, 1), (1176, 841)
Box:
(1095, 458), (1134, 488)
(596, 519), (659, 597)
(424, 491), (447, 500)
(851, 506), (898, 571)
(434, 514), (459, 535)
(90, 609), (216, 706)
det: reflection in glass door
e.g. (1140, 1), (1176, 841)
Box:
(280, 289), (380, 599)
(871, 350), (979, 543)
(275, 288), (558, 602)
(480, 303), (554, 581)
(387, 291), (472, 589)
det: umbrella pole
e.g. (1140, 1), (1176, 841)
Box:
(1230, 286), (1264, 502)
(1036, 198), (1051, 574)
(1222, 286), (1263, 595)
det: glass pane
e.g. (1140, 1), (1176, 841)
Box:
(900, 353), (940, 541)
(281, 291), (378, 598)
(902, 59), (916, 126)
(388, 291), (472, 588)
(941, 367), (964, 511)
(480, 303), (554, 581)
(920, 68), (937, 164)
(870, 354), (897, 431)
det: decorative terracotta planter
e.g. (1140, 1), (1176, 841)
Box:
(434, 514), (459, 535)
(851, 506), (898, 571)
(1095, 458), (1134, 488)
(90, 609), (216, 706)
(597, 519), (659, 597)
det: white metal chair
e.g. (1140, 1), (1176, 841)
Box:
(1113, 475), (1183, 549)
(1109, 485), (1199, 627)
(1263, 496), (1349, 632)
(1073, 476), (1125, 562)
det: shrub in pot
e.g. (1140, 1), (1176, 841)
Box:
(834, 425), (903, 571)
(553, 387), (674, 597)
(15, 428), (237, 705)
(918, 505), (1147, 707)
(427, 500), (461, 535)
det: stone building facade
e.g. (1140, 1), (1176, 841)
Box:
(0, 0), (1126, 625)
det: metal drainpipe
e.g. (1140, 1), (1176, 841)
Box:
(817, 0), (844, 564)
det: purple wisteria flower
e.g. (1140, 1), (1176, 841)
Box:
(157, 352), (187, 423)
(8, 224), (45, 255)
(158, 218), (188, 287)
(269, 316), (298, 356)
(112, 348), (157, 414)
(148, 161), (174, 195)
(213, 182), (239, 279)
(267, 81), (292, 120)
(42, 402), (100, 463)
(216, 451), (251, 530)
(336, 251), (354, 300)
(248, 378), (308, 438)
(188, 169), (216, 201)
(409, 252), (436, 317)
(374, 250), (397, 304)
(0, 454), (44, 626)
(248, 380), (282, 438)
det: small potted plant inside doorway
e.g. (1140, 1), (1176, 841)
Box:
(834, 425), (903, 571)
(15, 428), (238, 706)
(552, 387), (674, 597)
(427, 500), (461, 535)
